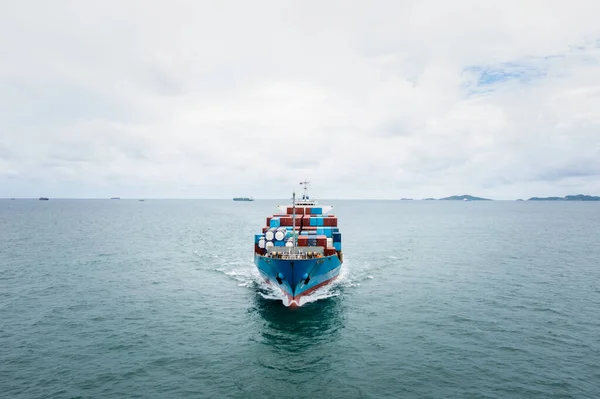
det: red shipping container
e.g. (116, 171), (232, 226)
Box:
(255, 244), (265, 255)
(278, 217), (289, 226)
(323, 217), (338, 227)
(287, 207), (306, 215)
(266, 217), (272, 225)
(298, 236), (309, 246)
(262, 226), (269, 233)
(316, 235), (327, 247)
(289, 217), (300, 226)
(324, 248), (337, 256)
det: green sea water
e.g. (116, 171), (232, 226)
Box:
(1, 199), (599, 398)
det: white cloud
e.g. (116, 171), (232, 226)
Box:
(1, 0), (600, 199)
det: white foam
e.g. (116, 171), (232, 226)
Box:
(297, 290), (340, 306)
(258, 292), (283, 301)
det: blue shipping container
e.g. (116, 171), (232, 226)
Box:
(311, 207), (322, 215)
(333, 232), (342, 242)
(309, 218), (317, 227)
(270, 218), (280, 228)
(274, 241), (285, 247)
(317, 227), (334, 238)
(333, 242), (342, 251)
(254, 234), (264, 244)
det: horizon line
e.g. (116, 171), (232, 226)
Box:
(2, 195), (598, 201)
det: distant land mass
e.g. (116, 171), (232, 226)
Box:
(527, 194), (600, 201)
(439, 195), (492, 201)
(400, 198), (414, 201)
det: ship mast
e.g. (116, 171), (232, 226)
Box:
(300, 179), (310, 201)
(292, 191), (296, 251)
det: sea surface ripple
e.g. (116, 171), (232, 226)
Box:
(1, 199), (599, 398)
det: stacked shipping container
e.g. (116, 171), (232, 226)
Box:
(255, 207), (342, 256)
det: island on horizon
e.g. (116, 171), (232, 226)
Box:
(410, 193), (600, 202)
(439, 195), (492, 201)
(527, 194), (600, 201)
(415, 194), (492, 201)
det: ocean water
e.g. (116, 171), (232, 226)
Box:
(1, 199), (599, 398)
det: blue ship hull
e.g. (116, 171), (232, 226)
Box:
(254, 254), (342, 305)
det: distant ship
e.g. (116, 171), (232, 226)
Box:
(233, 197), (254, 201)
(39, 197), (49, 201)
(110, 197), (120, 200)
(254, 181), (343, 307)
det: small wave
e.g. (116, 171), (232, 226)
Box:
(258, 292), (283, 301)
(224, 267), (259, 286)
(297, 289), (340, 306)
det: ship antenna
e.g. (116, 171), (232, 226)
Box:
(299, 179), (310, 200)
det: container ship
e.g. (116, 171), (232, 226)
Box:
(233, 197), (254, 201)
(254, 181), (343, 307)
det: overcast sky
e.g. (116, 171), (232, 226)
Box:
(1, 1), (600, 199)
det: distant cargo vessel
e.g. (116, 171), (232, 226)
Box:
(233, 197), (254, 201)
(254, 181), (343, 307)
(39, 197), (49, 201)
